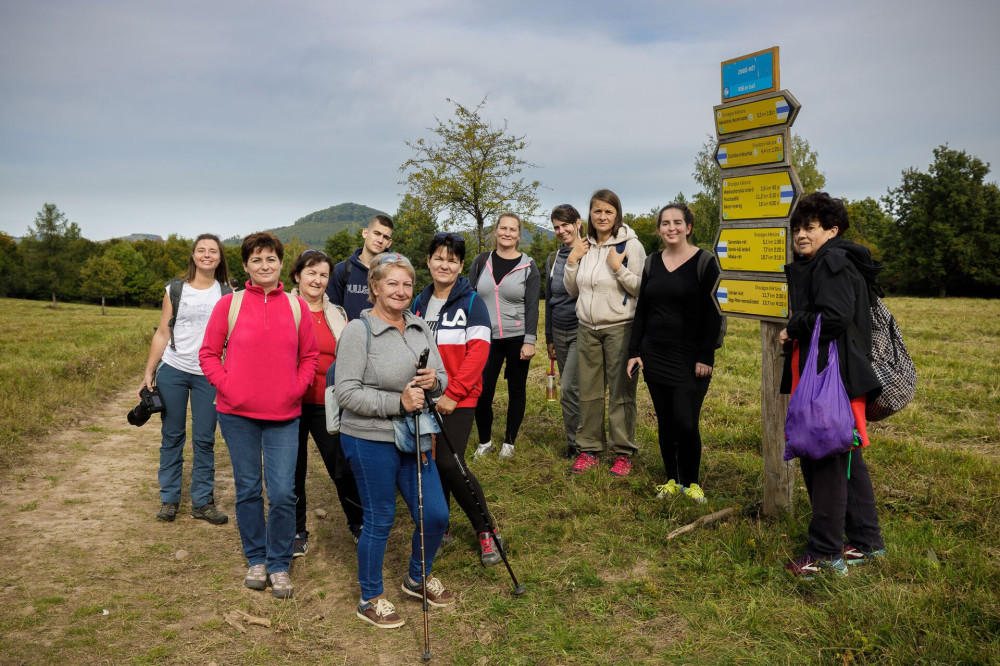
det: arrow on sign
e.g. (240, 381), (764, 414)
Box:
(714, 91), (800, 136)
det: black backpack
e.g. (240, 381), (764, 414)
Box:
(167, 279), (233, 351)
(848, 286), (916, 421)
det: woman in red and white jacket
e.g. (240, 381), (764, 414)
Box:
(412, 232), (506, 566)
(199, 232), (319, 600)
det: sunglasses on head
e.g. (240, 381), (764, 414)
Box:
(376, 252), (412, 266)
(298, 248), (329, 259)
(433, 232), (466, 245)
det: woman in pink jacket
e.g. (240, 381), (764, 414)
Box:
(200, 232), (319, 599)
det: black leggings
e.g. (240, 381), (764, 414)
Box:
(646, 379), (710, 486)
(475, 336), (530, 445)
(436, 407), (494, 534)
(295, 402), (364, 535)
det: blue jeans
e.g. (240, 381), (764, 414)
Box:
(156, 363), (218, 507)
(341, 434), (449, 601)
(217, 413), (298, 573)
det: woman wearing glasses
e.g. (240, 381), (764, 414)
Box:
(335, 252), (451, 629)
(413, 233), (506, 567)
(288, 249), (363, 557)
(468, 213), (541, 460)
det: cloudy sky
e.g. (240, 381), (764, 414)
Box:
(2, 0), (997, 241)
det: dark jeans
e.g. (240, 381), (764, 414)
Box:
(646, 379), (710, 486)
(476, 336), (530, 445)
(437, 407), (493, 534)
(294, 403), (363, 536)
(800, 447), (885, 558)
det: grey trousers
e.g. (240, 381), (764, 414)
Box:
(552, 326), (580, 448)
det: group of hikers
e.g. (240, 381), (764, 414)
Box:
(138, 188), (887, 627)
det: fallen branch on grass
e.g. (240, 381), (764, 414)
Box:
(666, 507), (736, 540)
(222, 610), (272, 633)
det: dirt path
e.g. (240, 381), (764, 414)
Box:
(0, 381), (466, 665)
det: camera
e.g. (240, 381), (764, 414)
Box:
(127, 385), (166, 427)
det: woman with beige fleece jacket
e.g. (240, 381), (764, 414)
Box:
(563, 189), (646, 477)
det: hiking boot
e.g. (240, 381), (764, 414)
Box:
(401, 575), (455, 607)
(842, 543), (886, 565)
(190, 501), (228, 525)
(478, 531), (502, 567)
(472, 441), (493, 459)
(655, 480), (682, 499)
(570, 451), (599, 474)
(349, 524), (363, 545)
(357, 596), (405, 629)
(244, 564), (267, 591)
(609, 455), (633, 477)
(156, 502), (179, 522)
(293, 533), (308, 557)
(564, 445), (580, 459)
(499, 443), (515, 459)
(683, 483), (707, 504)
(785, 554), (849, 579)
(441, 527), (453, 546)
(268, 571), (294, 599)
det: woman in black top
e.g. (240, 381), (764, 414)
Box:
(627, 203), (721, 503)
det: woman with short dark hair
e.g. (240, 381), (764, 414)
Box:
(779, 192), (886, 578)
(200, 232), (319, 599)
(288, 249), (363, 557)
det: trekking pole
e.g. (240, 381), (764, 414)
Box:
(427, 401), (526, 597)
(413, 351), (433, 662)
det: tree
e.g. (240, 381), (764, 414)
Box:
(844, 197), (892, 258)
(400, 97), (542, 253)
(19, 203), (83, 307)
(279, 236), (307, 287)
(79, 254), (126, 314)
(324, 229), (356, 264)
(105, 242), (158, 305)
(882, 145), (1000, 297)
(389, 194), (440, 292)
(0, 232), (21, 297)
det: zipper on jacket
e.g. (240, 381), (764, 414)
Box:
(485, 257), (530, 339)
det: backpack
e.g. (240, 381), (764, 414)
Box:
(848, 287), (916, 421)
(167, 279), (234, 351)
(324, 318), (370, 434)
(642, 249), (727, 349)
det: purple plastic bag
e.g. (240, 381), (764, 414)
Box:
(783, 313), (855, 461)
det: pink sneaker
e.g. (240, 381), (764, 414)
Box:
(609, 455), (633, 477)
(570, 452), (599, 474)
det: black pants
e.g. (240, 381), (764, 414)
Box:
(436, 407), (493, 534)
(476, 336), (530, 445)
(295, 402), (364, 535)
(800, 447), (884, 558)
(646, 379), (710, 486)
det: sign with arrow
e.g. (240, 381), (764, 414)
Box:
(714, 91), (800, 136)
(715, 131), (788, 170)
(715, 226), (788, 273)
(721, 169), (799, 221)
(715, 277), (788, 320)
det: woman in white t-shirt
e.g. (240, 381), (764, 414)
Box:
(140, 234), (232, 525)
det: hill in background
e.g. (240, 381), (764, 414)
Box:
(224, 202), (389, 247)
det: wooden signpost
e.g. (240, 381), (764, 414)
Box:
(711, 46), (799, 517)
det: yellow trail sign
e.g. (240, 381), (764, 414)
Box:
(715, 132), (787, 170)
(716, 278), (788, 319)
(721, 170), (797, 221)
(714, 91), (799, 136)
(715, 227), (787, 273)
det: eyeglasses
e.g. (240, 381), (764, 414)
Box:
(433, 232), (466, 245)
(376, 252), (412, 266)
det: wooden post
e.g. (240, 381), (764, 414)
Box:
(760, 321), (794, 516)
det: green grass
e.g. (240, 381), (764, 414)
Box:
(0, 298), (158, 468)
(0, 296), (997, 664)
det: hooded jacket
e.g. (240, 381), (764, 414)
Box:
(469, 251), (540, 344)
(326, 248), (371, 321)
(412, 276), (492, 408)
(563, 223), (645, 330)
(199, 281), (319, 420)
(780, 237), (883, 400)
(544, 244), (579, 341)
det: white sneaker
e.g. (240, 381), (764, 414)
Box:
(499, 443), (514, 459)
(472, 441), (493, 459)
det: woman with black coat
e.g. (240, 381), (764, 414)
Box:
(779, 192), (886, 578)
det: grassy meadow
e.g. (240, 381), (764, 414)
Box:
(0, 296), (998, 664)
